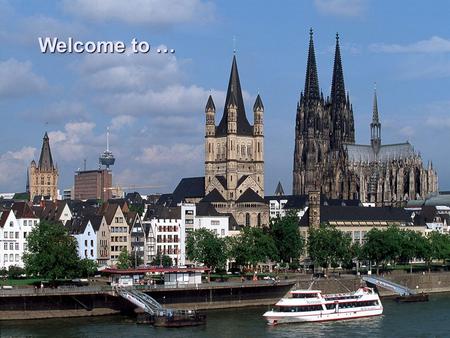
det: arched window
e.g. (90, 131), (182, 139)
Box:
(257, 213), (261, 227)
(245, 213), (250, 227)
(241, 145), (245, 156)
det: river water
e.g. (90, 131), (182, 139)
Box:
(1, 294), (449, 337)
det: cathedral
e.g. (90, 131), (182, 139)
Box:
(203, 54), (269, 227)
(293, 30), (438, 206)
(28, 132), (59, 201)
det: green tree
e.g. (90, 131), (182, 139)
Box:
(79, 259), (98, 277)
(399, 230), (427, 273)
(186, 228), (227, 272)
(117, 248), (132, 269)
(150, 254), (173, 267)
(129, 250), (144, 268)
(270, 212), (304, 266)
(230, 226), (278, 270)
(23, 221), (81, 280)
(363, 226), (402, 274)
(308, 226), (351, 274)
(429, 232), (450, 264)
(7, 266), (25, 279)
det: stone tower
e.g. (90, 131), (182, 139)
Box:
(204, 54), (268, 227)
(29, 132), (59, 201)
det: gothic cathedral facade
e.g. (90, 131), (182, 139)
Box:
(293, 30), (438, 206)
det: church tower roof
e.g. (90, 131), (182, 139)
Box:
(303, 29), (320, 102)
(253, 94), (264, 111)
(216, 54), (253, 136)
(331, 33), (346, 107)
(274, 181), (285, 196)
(38, 132), (55, 171)
(205, 95), (215, 111)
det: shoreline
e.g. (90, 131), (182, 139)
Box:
(1, 272), (450, 321)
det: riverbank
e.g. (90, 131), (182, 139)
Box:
(2, 272), (450, 320)
(0, 280), (295, 320)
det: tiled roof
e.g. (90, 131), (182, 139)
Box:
(236, 189), (265, 203)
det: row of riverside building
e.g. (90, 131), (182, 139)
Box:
(0, 195), (232, 269)
(1, 190), (449, 270)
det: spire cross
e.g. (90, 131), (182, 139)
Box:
(233, 36), (236, 54)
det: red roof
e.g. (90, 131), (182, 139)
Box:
(102, 267), (209, 275)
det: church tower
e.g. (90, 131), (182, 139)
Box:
(330, 33), (355, 146)
(29, 132), (59, 201)
(293, 29), (330, 195)
(204, 54), (267, 227)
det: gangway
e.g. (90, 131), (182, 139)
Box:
(116, 287), (167, 315)
(362, 275), (414, 296)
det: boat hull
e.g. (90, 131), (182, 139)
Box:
(263, 307), (383, 326)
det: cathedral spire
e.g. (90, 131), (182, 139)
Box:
(216, 54), (252, 136)
(370, 85), (381, 152)
(304, 28), (320, 102)
(331, 33), (346, 107)
(372, 84), (379, 124)
(38, 132), (55, 171)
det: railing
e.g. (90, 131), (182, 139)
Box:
(0, 279), (296, 297)
(362, 275), (414, 296)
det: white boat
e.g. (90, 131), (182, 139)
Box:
(263, 287), (383, 325)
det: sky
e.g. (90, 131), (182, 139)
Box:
(0, 0), (449, 195)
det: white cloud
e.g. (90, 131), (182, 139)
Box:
(75, 47), (231, 116)
(63, 0), (214, 25)
(398, 126), (415, 138)
(136, 143), (202, 165)
(313, 0), (367, 17)
(110, 115), (136, 130)
(19, 15), (87, 44)
(0, 59), (47, 98)
(369, 36), (450, 54)
(48, 122), (99, 162)
(0, 147), (36, 189)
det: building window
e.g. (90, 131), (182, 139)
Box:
(15, 254), (19, 262)
(15, 232), (19, 239)
(4, 232), (8, 239)
(15, 243), (19, 250)
(257, 213), (261, 227)
(4, 254), (7, 262)
(9, 221), (13, 227)
(221, 229), (225, 236)
(9, 243), (14, 250)
(4, 243), (7, 250)
(245, 213), (250, 227)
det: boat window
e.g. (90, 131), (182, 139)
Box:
(292, 293), (318, 299)
(277, 305), (323, 312)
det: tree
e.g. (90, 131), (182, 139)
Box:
(186, 228), (227, 272)
(308, 226), (351, 274)
(79, 259), (98, 277)
(363, 226), (403, 274)
(230, 226), (278, 270)
(117, 248), (132, 269)
(399, 230), (426, 273)
(7, 266), (25, 279)
(23, 221), (81, 280)
(150, 254), (173, 267)
(270, 212), (304, 266)
(429, 232), (450, 264)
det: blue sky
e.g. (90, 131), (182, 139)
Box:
(0, 0), (449, 195)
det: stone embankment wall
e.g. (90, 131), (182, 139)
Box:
(294, 272), (450, 296)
